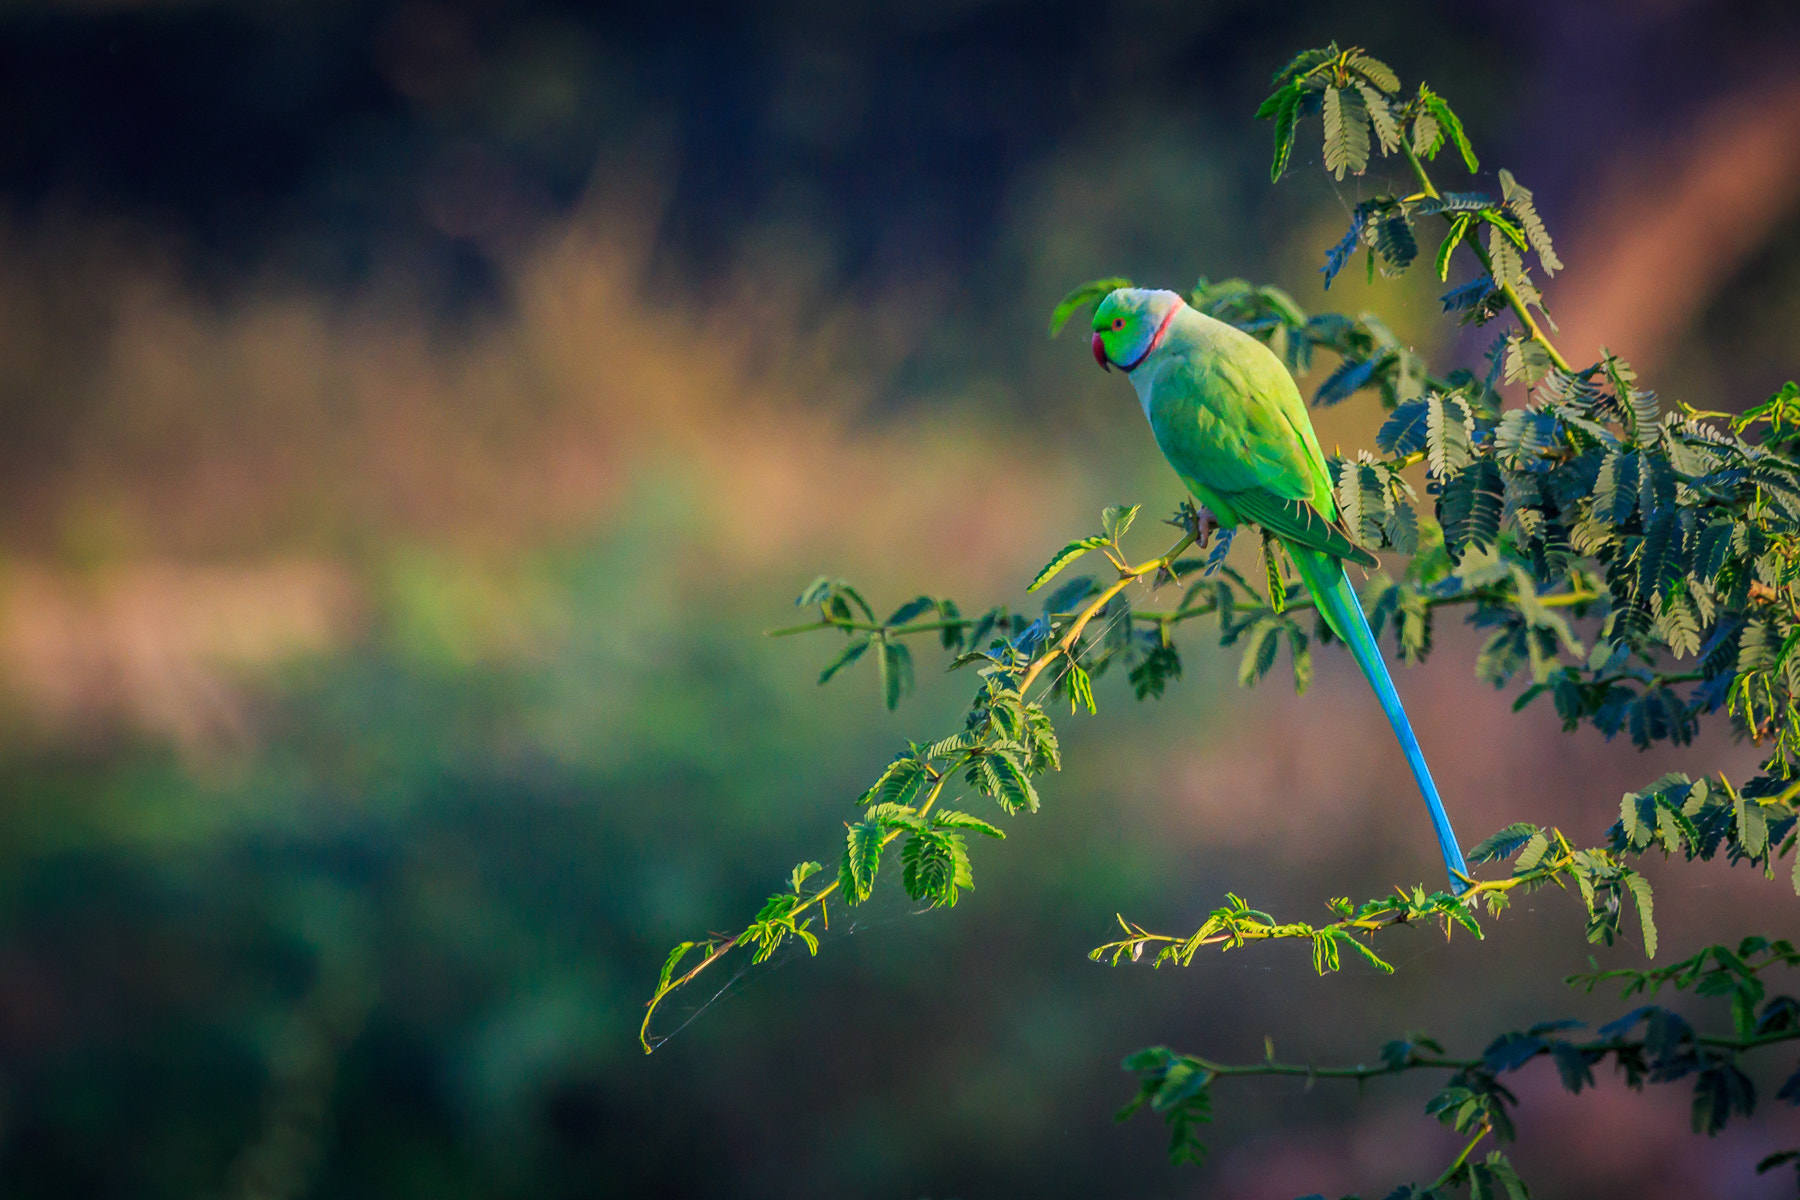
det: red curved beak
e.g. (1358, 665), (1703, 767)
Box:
(1091, 332), (1111, 371)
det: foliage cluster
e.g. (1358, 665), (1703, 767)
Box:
(645, 40), (1800, 1198)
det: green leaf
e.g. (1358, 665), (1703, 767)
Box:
(1321, 210), (1364, 289)
(1398, 589), (1433, 665)
(1487, 223), (1526, 294)
(1624, 871), (1658, 958)
(1358, 83), (1400, 154)
(924, 730), (981, 761)
(1238, 617), (1284, 687)
(861, 756), (931, 810)
(1469, 822), (1541, 864)
(839, 819), (884, 904)
(1498, 168), (1562, 274)
(1048, 277), (1132, 337)
(1347, 53), (1400, 93)
(1041, 574), (1099, 615)
(1331, 927), (1395, 972)
(1024, 702), (1061, 774)
(932, 809), (1006, 838)
(1424, 91), (1479, 172)
(1735, 792), (1770, 859)
(1288, 623), (1313, 695)
(1691, 1062), (1756, 1134)
(1514, 830), (1551, 872)
(1757, 1151), (1800, 1176)
(1065, 660), (1097, 715)
(1370, 207), (1418, 272)
(1269, 86), (1302, 182)
(836, 582), (875, 621)
(1336, 459), (1366, 544)
(1269, 47), (1334, 87)
(1426, 392), (1475, 474)
(657, 941), (698, 990)
(970, 747), (1041, 814)
(1379, 399), (1430, 456)
(1027, 536), (1110, 592)
(885, 595), (936, 626)
(1103, 503), (1142, 542)
(1639, 511), (1683, 602)
(1441, 460), (1504, 560)
(1478, 1152), (1531, 1200)
(1487, 209), (1531, 255)
(1502, 335), (1553, 386)
(788, 861), (822, 892)
(1322, 84), (1370, 179)
(1412, 107), (1442, 158)
(1129, 642), (1183, 700)
(862, 802), (922, 831)
(1253, 84), (1290, 121)
(937, 598), (965, 650)
(795, 576), (834, 607)
(1120, 1045), (1175, 1074)
(900, 828), (963, 907)
(818, 636), (873, 685)
(877, 638), (913, 710)
(1418, 191), (1498, 215)
(949, 831), (974, 892)
(1384, 501), (1420, 556)
(1261, 537), (1288, 614)
(1550, 1041), (1595, 1094)
(1436, 213), (1473, 280)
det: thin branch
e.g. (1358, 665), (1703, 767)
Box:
(1094, 830), (1583, 967)
(1018, 531), (1198, 694)
(765, 617), (966, 638)
(640, 772), (951, 1051)
(1434, 1123), (1493, 1189)
(1178, 1027), (1800, 1085)
(641, 537), (1207, 1051)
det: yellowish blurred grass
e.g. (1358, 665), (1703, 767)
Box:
(0, 195), (1096, 751)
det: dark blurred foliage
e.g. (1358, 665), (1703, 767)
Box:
(0, 2), (1796, 1198)
(0, 0), (1513, 293)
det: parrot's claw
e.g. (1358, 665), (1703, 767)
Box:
(1165, 499), (1217, 546)
(1155, 503), (1219, 588)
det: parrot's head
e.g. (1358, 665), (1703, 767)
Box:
(1091, 288), (1184, 372)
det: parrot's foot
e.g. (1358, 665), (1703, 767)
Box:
(1167, 500), (1217, 546)
(1157, 502), (1220, 589)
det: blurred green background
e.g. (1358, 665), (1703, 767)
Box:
(0, 1), (1796, 1196)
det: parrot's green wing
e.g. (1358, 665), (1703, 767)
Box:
(1149, 318), (1376, 567)
(1229, 490), (1378, 567)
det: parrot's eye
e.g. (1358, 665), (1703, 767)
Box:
(1111, 317), (1125, 331)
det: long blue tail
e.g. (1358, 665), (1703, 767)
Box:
(1289, 546), (1470, 892)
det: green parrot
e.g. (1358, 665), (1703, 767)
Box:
(1090, 286), (1469, 890)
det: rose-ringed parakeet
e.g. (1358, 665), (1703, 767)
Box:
(1090, 287), (1469, 890)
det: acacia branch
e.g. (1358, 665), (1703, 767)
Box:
(1181, 1026), (1800, 1085)
(641, 531), (1202, 1052)
(1400, 138), (1572, 374)
(1094, 831), (1584, 968)
(1018, 530), (1198, 694)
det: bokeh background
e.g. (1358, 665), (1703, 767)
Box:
(0, 1), (1797, 1197)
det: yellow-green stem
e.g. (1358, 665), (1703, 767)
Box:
(1433, 1123), (1492, 1188)
(639, 773), (951, 1051)
(1101, 838), (1580, 965)
(1018, 532), (1198, 695)
(1400, 138), (1572, 374)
